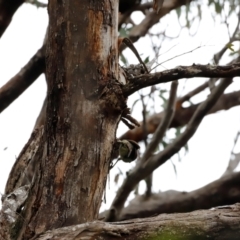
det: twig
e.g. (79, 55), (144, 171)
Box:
(135, 2), (153, 11)
(121, 117), (135, 129)
(222, 126), (240, 177)
(151, 45), (203, 71)
(178, 80), (210, 103)
(139, 92), (151, 196)
(213, 10), (240, 64)
(140, 92), (148, 146)
(26, 0), (47, 8)
(139, 81), (178, 165)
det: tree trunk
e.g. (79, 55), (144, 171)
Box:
(1, 1), (125, 239)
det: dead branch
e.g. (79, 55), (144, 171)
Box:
(122, 63), (240, 96)
(0, 45), (45, 113)
(100, 171), (240, 221)
(37, 203), (240, 240)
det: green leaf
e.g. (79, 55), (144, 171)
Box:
(197, 4), (202, 20)
(214, 1), (222, 14)
(144, 56), (150, 64)
(176, 7), (182, 19)
(120, 53), (128, 65)
(184, 143), (189, 154)
(185, 4), (191, 29)
(159, 94), (167, 108)
(119, 28), (128, 38)
(119, 26), (132, 38)
(161, 140), (168, 149)
(226, 43), (235, 52)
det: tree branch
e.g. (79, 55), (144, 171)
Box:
(106, 79), (232, 221)
(0, 45), (45, 113)
(128, 0), (193, 43)
(178, 80), (213, 103)
(26, 0), (47, 8)
(139, 81), (178, 164)
(0, 0), (24, 37)
(37, 203), (240, 240)
(122, 63), (240, 96)
(101, 171), (240, 221)
(4, 126), (44, 195)
(119, 0), (193, 49)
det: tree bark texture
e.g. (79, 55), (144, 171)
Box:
(1, 1), (126, 239)
(36, 203), (240, 240)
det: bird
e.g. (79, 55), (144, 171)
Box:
(117, 139), (140, 162)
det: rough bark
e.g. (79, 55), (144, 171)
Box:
(36, 203), (240, 240)
(1, 1), (123, 239)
